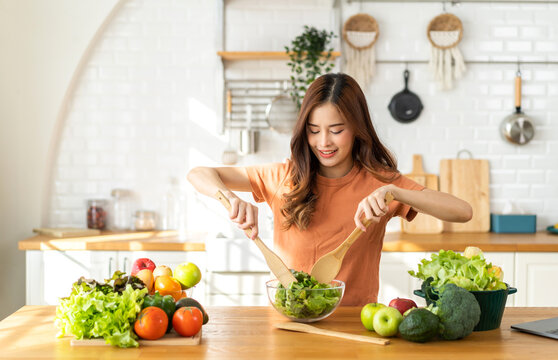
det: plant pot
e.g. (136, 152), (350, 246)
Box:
(414, 284), (517, 331)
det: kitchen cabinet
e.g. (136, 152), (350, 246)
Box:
(25, 250), (207, 306)
(515, 252), (558, 307)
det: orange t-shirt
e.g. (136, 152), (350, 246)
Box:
(245, 161), (425, 306)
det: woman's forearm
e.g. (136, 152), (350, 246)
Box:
(391, 186), (473, 223)
(187, 167), (230, 198)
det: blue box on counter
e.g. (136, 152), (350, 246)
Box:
(490, 213), (536, 233)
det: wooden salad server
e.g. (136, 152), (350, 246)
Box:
(310, 192), (394, 284)
(215, 190), (297, 288)
(274, 322), (390, 345)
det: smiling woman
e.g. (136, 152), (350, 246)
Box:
(187, 73), (472, 306)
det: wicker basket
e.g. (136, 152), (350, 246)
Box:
(342, 13), (379, 50)
(427, 13), (463, 49)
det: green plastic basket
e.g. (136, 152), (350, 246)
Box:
(413, 284), (517, 331)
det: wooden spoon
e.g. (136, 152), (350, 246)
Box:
(215, 190), (297, 288)
(274, 322), (390, 345)
(310, 192), (394, 284)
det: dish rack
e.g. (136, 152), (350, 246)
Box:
(224, 79), (291, 130)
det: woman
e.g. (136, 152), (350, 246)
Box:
(188, 73), (472, 306)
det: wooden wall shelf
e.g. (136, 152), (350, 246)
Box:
(217, 51), (341, 61)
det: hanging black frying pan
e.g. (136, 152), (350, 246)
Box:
(388, 70), (423, 123)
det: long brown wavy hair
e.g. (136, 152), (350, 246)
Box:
(281, 73), (399, 231)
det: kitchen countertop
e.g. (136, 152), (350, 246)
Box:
(18, 230), (558, 252)
(1, 305), (557, 359)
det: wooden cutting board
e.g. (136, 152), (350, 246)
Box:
(33, 227), (101, 238)
(440, 153), (490, 232)
(401, 155), (443, 234)
(70, 329), (201, 346)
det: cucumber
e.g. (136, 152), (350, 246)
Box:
(175, 297), (209, 325)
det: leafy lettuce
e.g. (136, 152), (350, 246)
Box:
(55, 271), (148, 348)
(274, 271), (342, 319)
(408, 250), (507, 291)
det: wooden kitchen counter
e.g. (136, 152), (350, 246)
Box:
(18, 230), (205, 251)
(19, 230), (557, 252)
(1, 306), (557, 359)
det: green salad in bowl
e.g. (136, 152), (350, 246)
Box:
(266, 270), (344, 322)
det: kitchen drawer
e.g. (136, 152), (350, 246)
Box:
(206, 271), (271, 295)
(205, 238), (271, 272)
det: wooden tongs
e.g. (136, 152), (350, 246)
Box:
(310, 192), (394, 284)
(215, 191), (296, 288)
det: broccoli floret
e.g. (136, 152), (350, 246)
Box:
(426, 282), (481, 340)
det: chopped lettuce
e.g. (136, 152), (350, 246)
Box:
(408, 249), (507, 291)
(273, 271), (342, 319)
(55, 272), (148, 348)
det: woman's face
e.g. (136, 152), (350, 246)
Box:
(306, 103), (355, 178)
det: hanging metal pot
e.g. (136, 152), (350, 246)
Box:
(388, 70), (423, 123)
(500, 69), (534, 145)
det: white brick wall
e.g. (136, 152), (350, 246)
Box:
(50, 0), (558, 235)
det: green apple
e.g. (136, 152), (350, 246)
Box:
(360, 303), (386, 331)
(372, 306), (403, 337)
(173, 262), (202, 289)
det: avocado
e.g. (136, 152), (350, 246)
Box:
(398, 308), (440, 343)
(176, 297), (209, 325)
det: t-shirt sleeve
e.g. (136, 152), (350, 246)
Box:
(244, 161), (291, 206)
(392, 174), (426, 222)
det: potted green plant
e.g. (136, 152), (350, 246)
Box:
(285, 26), (336, 108)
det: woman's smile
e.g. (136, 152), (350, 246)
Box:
(307, 103), (355, 178)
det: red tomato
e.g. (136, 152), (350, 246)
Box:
(134, 306), (168, 340)
(172, 306), (203, 337)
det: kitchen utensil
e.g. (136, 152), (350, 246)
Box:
(267, 279), (344, 323)
(32, 227), (101, 238)
(71, 329), (201, 346)
(439, 149), (490, 232)
(222, 90), (238, 165)
(388, 70), (423, 123)
(310, 192), (394, 284)
(500, 68), (534, 145)
(214, 190), (296, 288)
(342, 13), (379, 88)
(265, 82), (298, 134)
(239, 104), (259, 155)
(273, 322), (390, 345)
(401, 154), (443, 234)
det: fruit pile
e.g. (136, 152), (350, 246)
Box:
(130, 257), (206, 340)
(55, 257), (207, 347)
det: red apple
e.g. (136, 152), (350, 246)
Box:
(131, 258), (156, 276)
(388, 297), (417, 315)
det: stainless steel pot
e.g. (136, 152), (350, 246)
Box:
(500, 70), (534, 145)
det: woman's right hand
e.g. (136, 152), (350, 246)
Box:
(223, 191), (259, 239)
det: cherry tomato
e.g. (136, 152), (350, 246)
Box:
(134, 306), (168, 340)
(172, 306), (203, 337)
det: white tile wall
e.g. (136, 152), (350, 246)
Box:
(50, 0), (558, 237)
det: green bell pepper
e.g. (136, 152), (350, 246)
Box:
(142, 292), (176, 332)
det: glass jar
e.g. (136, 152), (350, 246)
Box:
(133, 210), (157, 231)
(87, 199), (108, 230)
(111, 189), (133, 230)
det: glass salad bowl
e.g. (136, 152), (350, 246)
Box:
(266, 279), (345, 323)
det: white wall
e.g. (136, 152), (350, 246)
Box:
(49, 0), (558, 237)
(0, 0), (119, 320)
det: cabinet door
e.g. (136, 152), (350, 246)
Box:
(379, 252), (427, 306)
(40, 251), (117, 305)
(118, 251), (207, 303)
(482, 252), (516, 306)
(205, 271), (271, 306)
(515, 253), (558, 307)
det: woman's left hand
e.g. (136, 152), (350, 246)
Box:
(354, 185), (395, 231)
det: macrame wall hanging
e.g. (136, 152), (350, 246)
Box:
(342, 13), (379, 89)
(427, 13), (466, 90)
